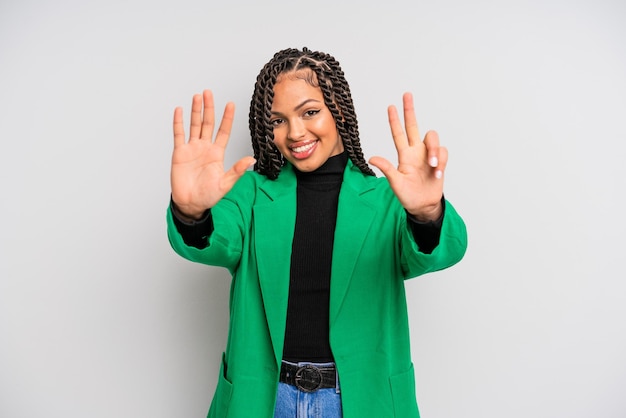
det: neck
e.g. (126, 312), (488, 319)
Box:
(294, 152), (348, 183)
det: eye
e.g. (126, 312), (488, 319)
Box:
(270, 118), (284, 126)
(304, 109), (320, 118)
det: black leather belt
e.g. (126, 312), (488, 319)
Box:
(279, 362), (337, 392)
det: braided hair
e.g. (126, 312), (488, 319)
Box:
(249, 47), (375, 180)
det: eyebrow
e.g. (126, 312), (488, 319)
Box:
(271, 98), (322, 115)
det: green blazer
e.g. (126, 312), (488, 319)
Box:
(167, 160), (467, 418)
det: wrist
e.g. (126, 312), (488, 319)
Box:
(407, 201), (443, 222)
(171, 200), (208, 222)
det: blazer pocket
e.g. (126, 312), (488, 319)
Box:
(208, 353), (234, 418)
(389, 363), (420, 418)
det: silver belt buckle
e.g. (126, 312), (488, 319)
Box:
(294, 364), (323, 392)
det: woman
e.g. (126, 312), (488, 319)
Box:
(167, 47), (467, 418)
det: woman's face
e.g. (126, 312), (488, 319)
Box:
(270, 71), (344, 172)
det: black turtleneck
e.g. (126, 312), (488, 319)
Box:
(282, 152), (348, 363)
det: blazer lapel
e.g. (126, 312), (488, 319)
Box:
(254, 167), (297, 366)
(329, 163), (378, 323)
(253, 162), (380, 363)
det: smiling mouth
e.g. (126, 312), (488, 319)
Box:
(288, 140), (318, 160)
(291, 141), (317, 153)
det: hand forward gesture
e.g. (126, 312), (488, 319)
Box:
(170, 90), (255, 219)
(369, 93), (446, 222)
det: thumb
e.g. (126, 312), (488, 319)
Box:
(369, 156), (398, 181)
(232, 156), (257, 176)
(223, 156), (256, 187)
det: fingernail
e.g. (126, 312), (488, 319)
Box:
(435, 170), (443, 179)
(430, 157), (438, 167)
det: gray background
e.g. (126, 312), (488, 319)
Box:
(1, 0), (625, 417)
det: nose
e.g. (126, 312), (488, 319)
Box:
(287, 118), (306, 141)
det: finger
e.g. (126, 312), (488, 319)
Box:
(402, 92), (420, 146)
(387, 105), (409, 152)
(232, 156), (257, 176)
(222, 156), (256, 189)
(369, 156), (400, 182)
(213, 102), (235, 148)
(423, 130), (441, 167)
(189, 93), (203, 140)
(173, 107), (186, 148)
(200, 89), (215, 141)
(435, 146), (448, 180)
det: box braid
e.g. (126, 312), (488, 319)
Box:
(249, 47), (375, 180)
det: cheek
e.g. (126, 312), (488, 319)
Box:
(317, 116), (339, 137)
(313, 116), (330, 130)
(271, 131), (288, 150)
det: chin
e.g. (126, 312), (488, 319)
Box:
(293, 162), (318, 172)
(283, 155), (313, 170)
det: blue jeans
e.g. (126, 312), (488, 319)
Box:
(274, 361), (342, 418)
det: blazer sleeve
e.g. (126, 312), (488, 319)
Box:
(166, 174), (255, 274)
(399, 199), (468, 279)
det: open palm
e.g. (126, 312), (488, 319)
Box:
(171, 90), (255, 219)
(369, 93), (446, 221)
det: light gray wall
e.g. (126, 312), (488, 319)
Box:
(1, 0), (625, 417)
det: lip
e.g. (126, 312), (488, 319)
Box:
(289, 140), (318, 160)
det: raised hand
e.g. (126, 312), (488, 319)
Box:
(369, 92), (446, 222)
(171, 90), (255, 219)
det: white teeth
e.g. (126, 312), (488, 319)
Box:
(292, 142), (315, 153)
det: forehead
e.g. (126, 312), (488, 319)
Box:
(271, 70), (324, 109)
